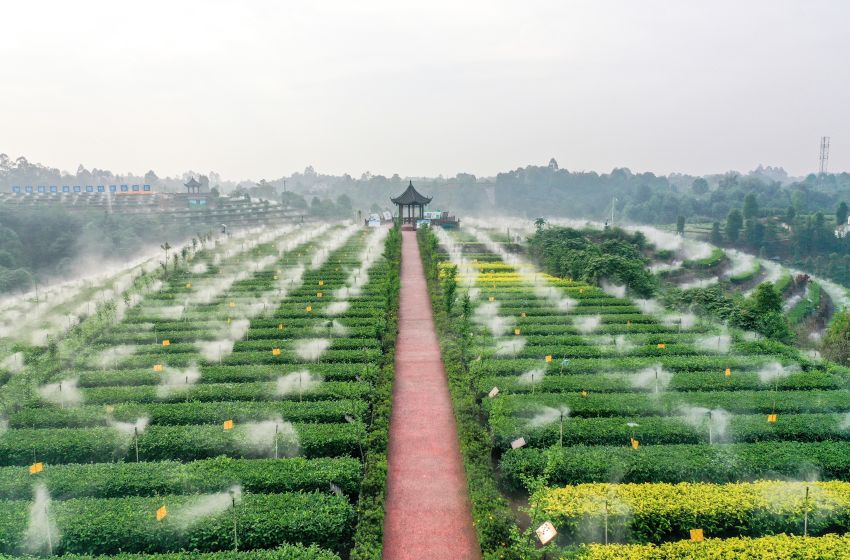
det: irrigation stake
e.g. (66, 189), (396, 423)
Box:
(274, 423), (279, 459)
(708, 410), (713, 445)
(604, 499), (609, 545)
(134, 426), (140, 462)
(804, 485), (810, 537)
(559, 411), (564, 447)
(230, 490), (238, 551)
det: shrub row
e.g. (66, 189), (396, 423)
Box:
(0, 422), (363, 466)
(0, 456), (362, 500)
(532, 480), (850, 544)
(9, 399), (368, 429)
(0, 546), (341, 560)
(500, 441), (850, 490)
(0, 492), (353, 555)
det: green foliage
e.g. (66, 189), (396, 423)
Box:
(0, 492), (354, 555)
(529, 227), (655, 297)
(501, 441), (850, 489)
(0, 457), (362, 500)
(725, 208), (743, 241)
(821, 310), (850, 364)
(0, 547), (341, 560)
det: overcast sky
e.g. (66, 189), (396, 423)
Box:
(2, 0), (848, 181)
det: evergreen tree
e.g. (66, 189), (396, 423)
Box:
(725, 209), (743, 242)
(710, 222), (722, 244)
(743, 193), (759, 219)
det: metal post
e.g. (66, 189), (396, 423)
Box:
(804, 485), (809, 536)
(559, 411), (564, 448)
(604, 499), (609, 545)
(134, 426), (140, 462)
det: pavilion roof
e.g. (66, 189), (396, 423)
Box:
(184, 177), (201, 188)
(391, 181), (432, 205)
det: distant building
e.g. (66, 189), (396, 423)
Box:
(836, 216), (850, 238)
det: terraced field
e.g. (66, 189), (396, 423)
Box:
(425, 225), (850, 558)
(0, 223), (399, 560)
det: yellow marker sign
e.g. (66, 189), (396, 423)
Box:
(581, 390), (588, 398)
(725, 368), (731, 377)
(690, 529), (704, 542)
(162, 340), (171, 347)
(767, 414), (778, 423)
(278, 323), (284, 330)
(317, 292), (323, 298)
(630, 438), (640, 449)
(627, 320), (632, 327)
(223, 419), (234, 430)
(185, 283), (192, 289)
(29, 462), (44, 475)
(228, 301), (236, 308)
(272, 348), (281, 356)
(580, 288), (585, 294)
(545, 355), (553, 363)
(305, 305), (313, 313)
(521, 312), (527, 318)
(273, 275), (278, 280)
(319, 280), (324, 286)
(657, 343), (666, 349)
(156, 506), (168, 521)
(514, 328), (521, 336)
(227, 317), (232, 324)
(488, 296), (495, 302)
(105, 405), (115, 414)
(153, 364), (163, 372)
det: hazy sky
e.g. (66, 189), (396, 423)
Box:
(2, 0), (849, 180)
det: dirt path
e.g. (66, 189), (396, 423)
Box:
(382, 229), (480, 560)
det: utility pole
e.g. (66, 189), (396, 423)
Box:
(818, 136), (830, 187)
(610, 196), (618, 228)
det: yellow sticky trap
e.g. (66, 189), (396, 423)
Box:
(657, 343), (666, 349)
(223, 419), (234, 430)
(272, 348), (281, 356)
(627, 320), (632, 327)
(580, 288), (585, 294)
(488, 296), (495, 302)
(581, 390), (588, 398)
(162, 340), (171, 347)
(227, 317), (232, 324)
(185, 282), (192, 289)
(492, 283), (496, 289)
(156, 506), (168, 521)
(545, 355), (553, 363)
(319, 280), (324, 286)
(29, 462), (44, 475)
(630, 438), (640, 449)
(278, 323), (284, 330)
(767, 414), (778, 423)
(305, 305), (313, 313)
(690, 529), (704, 542)
(317, 292), (323, 298)
(725, 368), (731, 377)
(228, 301), (236, 308)
(153, 364), (163, 372)
(273, 275), (278, 280)
(521, 312), (527, 318)
(514, 328), (521, 336)
(105, 405), (115, 414)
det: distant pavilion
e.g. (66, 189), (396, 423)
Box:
(391, 181), (432, 227)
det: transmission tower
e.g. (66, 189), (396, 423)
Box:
(819, 136), (830, 176)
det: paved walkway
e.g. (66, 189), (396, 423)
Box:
(382, 229), (480, 560)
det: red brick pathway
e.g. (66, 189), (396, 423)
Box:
(382, 229), (480, 560)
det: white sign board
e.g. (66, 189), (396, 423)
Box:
(510, 437), (526, 449)
(488, 387), (500, 398)
(536, 521), (558, 545)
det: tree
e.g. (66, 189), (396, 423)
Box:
(710, 222), (722, 244)
(821, 310), (850, 364)
(743, 193), (759, 219)
(785, 206), (796, 224)
(725, 209), (743, 242)
(534, 217), (547, 231)
(691, 177), (709, 195)
(837, 201), (849, 227)
(752, 282), (783, 314)
(676, 216), (685, 236)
